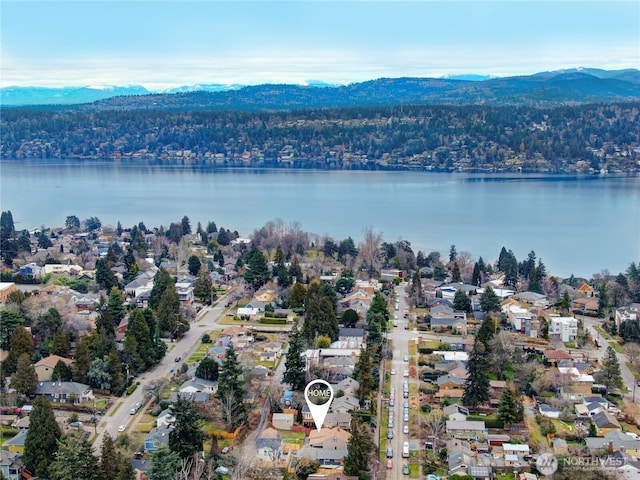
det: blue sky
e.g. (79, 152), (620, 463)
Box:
(1, 1), (638, 89)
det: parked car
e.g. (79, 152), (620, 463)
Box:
(386, 447), (393, 458)
(403, 464), (410, 475)
(386, 459), (393, 469)
(221, 446), (233, 454)
(403, 424), (409, 434)
(387, 430), (394, 439)
(174, 356), (181, 362)
(118, 425), (126, 432)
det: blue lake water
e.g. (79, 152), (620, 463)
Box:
(1, 159), (638, 278)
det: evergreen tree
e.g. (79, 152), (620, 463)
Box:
(283, 322), (306, 391)
(10, 353), (37, 396)
(52, 359), (73, 382)
(149, 268), (173, 310)
(243, 245), (270, 289)
(288, 255), (303, 283)
(471, 261), (482, 286)
(497, 387), (518, 426)
(479, 285), (501, 313)
(195, 357), (219, 381)
(597, 283), (610, 318)
(193, 265), (214, 303)
(216, 346), (247, 429)
(452, 262), (461, 282)
(72, 335), (92, 383)
(453, 289), (472, 313)
(354, 344), (376, 405)
(96, 258), (118, 290)
(341, 309), (359, 328)
(588, 420), (598, 437)
(288, 282), (307, 309)
(168, 397), (206, 458)
(126, 309), (155, 370)
(99, 434), (119, 480)
(148, 446), (180, 480)
(23, 396), (61, 477)
(449, 244), (457, 263)
(48, 435), (100, 480)
(462, 341), (490, 407)
(187, 255), (201, 276)
(107, 287), (127, 324)
(343, 416), (374, 479)
(181, 215), (191, 236)
(157, 286), (180, 336)
(599, 346), (624, 391)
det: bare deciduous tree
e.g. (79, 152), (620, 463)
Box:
(358, 226), (383, 277)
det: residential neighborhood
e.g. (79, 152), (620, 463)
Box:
(1, 210), (640, 480)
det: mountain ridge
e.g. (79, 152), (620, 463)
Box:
(1, 68), (639, 109)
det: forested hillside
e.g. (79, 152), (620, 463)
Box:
(2, 103), (639, 172)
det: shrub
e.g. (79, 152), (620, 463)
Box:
(202, 333), (211, 343)
(260, 317), (287, 325)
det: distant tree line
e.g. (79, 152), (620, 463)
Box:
(2, 103), (638, 172)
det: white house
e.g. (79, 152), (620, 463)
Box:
(550, 316), (578, 342)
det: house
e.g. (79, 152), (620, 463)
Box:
(444, 404), (469, 422)
(336, 328), (365, 349)
(2, 430), (27, 454)
(175, 282), (194, 306)
(170, 391), (210, 404)
(549, 316), (578, 342)
(179, 378), (217, 395)
(35, 381), (93, 404)
(572, 297), (599, 314)
(295, 447), (348, 468)
(332, 377), (360, 398)
(585, 430), (640, 455)
(43, 264), (83, 276)
(544, 350), (574, 364)
(430, 316), (468, 335)
(427, 298), (454, 309)
(18, 263), (44, 279)
(538, 403), (561, 419)
(513, 291), (550, 308)
(592, 410), (622, 436)
(272, 413), (294, 430)
(446, 420), (488, 438)
(329, 395), (360, 414)
(552, 437), (569, 456)
(144, 425), (173, 452)
(324, 412), (352, 430)
(308, 427), (351, 450)
(560, 384), (593, 402)
(157, 408), (175, 428)
(503, 443), (530, 457)
(307, 474), (358, 480)
(615, 303), (640, 328)
(0, 282), (17, 302)
(437, 375), (466, 390)
(34, 355), (74, 381)
(256, 437), (283, 463)
(0, 449), (23, 480)
(503, 304), (533, 332)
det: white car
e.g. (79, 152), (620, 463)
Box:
(391, 369), (396, 375)
(403, 369), (409, 377)
(403, 425), (409, 434)
(118, 425), (126, 432)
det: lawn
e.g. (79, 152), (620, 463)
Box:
(279, 430), (305, 441)
(409, 463), (420, 477)
(188, 343), (213, 362)
(408, 340), (417, 356)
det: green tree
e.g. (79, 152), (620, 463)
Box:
(168, 397), (206, 458)
(99, 434), (119, 480)
(85, 216), (102, 232)
(449, 244), (457, 263)
(149, 446), (180, 480)
(343, 416), (374, 479)
(283, 322), (306, 391)
(598, 346), (624, 391)
(107, 287), (127, 324)
(87, 357), (112, 391)
(187, 255), (201, 276)
(95, 258), (118, 290)
(181, 215), (191, 236)
(157, 286), (180, 337)
(354, 343), (376, 405)
(341, 309), (359, 327)
(50, 328), (72, 357)
(288, 255), (303, 283)
(479, 285), (501, 313)
(0, 310), (24, 351)
(49, 435), (100, 480)
(471, 261), (482, 286)
(588, 420), (598, 437)
(451, 262), (461, 282)
(288, 282), (306, 309)
(216, 346), (247, 430)
(0, 211), (17, 264)
(126, 309), (155, 370)
(453, 289), (472, 313)
(497, 387), (518, 427)
(243, 246), (270, 289)
(462, 341), (490, 407)
(597, 283), (610, 318)
(65, 215), (80, 231)
(23, 396), (61, 477)
(149, 268), (173, 311)
(10, 353), (38, 396)
(195, 357), (219, 381)
(52, 359), (73, 382)
(193, 266), (214, 303)
(72, 334), (92, 383)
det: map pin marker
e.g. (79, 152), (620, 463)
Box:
(304, 379), (334, 431)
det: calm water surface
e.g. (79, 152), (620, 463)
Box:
(1, 160), (638, 278)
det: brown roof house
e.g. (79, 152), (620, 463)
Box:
(34, 355), (74, 382)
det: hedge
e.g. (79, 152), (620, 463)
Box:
(259, 317), (287, 325)
(126, 384), (138, 395)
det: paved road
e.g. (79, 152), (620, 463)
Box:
(583, 317), (639, 404)
(384, 284), (418, 480)
(92, 293), (236, 450)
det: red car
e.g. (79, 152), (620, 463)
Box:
(386, 459), (393, 469)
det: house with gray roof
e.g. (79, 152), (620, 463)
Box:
(585, 430), (640, 455)
(35, 381), (93, 404)
(256, 437), (283, 462)
(144, 424), (173, 452)
(170, 391), (210, 404)
(0, 449), (23, 480)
